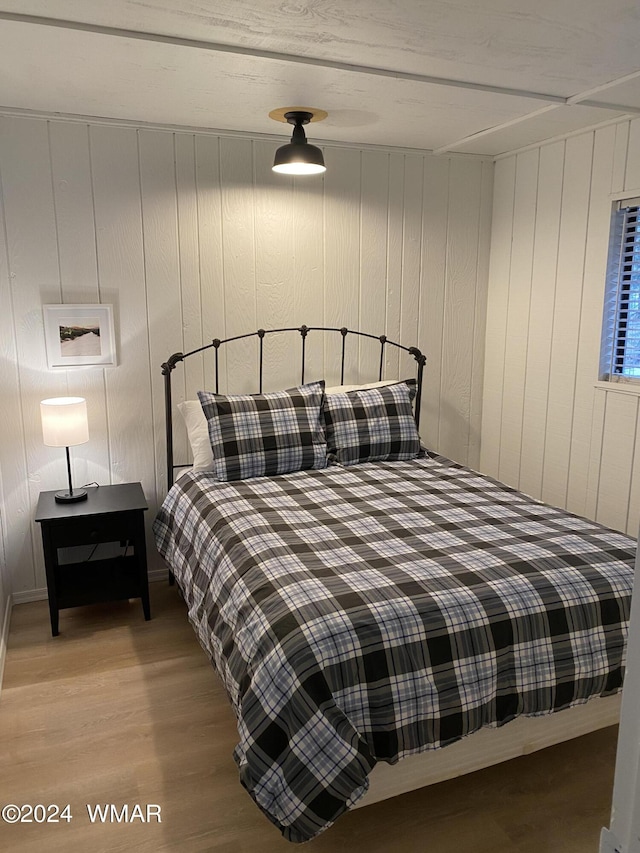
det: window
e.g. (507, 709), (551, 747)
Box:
(600, 198), (640, 381)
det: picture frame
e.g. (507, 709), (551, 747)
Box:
(43, 303), (117, 368)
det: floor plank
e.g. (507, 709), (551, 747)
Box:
(0, 584), (618, 852)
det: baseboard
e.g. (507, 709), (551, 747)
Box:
(12, 569), (168, 606)
(600, 827), (624, 853)
(12, 588), (47, 604)
(0, 591), (12, 697)
(148, 568), (169, 583)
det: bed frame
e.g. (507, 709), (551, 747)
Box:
(159, 324), (621, 809)
(357, 693), (621, 807)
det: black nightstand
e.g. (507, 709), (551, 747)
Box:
(35, 482), (151, 636)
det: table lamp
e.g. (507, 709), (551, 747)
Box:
(40, 396), (89, 503)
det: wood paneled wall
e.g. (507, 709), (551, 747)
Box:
(481, 119), (640, 537)
(0, 115), (493, 598)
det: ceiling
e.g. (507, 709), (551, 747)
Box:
(1, 1), (640, 156)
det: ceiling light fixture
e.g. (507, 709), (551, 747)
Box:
(270, 107), (327, 176)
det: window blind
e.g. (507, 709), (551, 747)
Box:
(600, 202), (640, 380)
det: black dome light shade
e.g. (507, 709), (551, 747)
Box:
(272, 111), (326, 175)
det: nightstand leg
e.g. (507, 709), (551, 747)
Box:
(49, 605), (59, 637)
(142, 586), (151, 621)
(133, 518), (151, 621)
(40, 525), (60, 637)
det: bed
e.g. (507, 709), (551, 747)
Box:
(153, 326), (634, 843)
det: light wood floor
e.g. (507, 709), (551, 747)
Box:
(0, 583), (618, 853)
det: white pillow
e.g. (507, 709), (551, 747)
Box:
(177, 400), (214, 470)
(324, 379), (411, 394)
(174, 466), (194, 481)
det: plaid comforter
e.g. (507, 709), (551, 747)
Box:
(153, 455), (635, 842)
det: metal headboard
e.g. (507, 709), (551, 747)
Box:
(161, 325), (426, 489)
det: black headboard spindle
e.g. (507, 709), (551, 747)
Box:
(161, 326), (426, 489)
(378, 335), (387, 381)
(300, 325), (309, 384)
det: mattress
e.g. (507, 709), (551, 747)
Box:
(153, 454), (634, 842)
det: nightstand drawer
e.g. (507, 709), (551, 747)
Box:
(48, 511), (140, 548)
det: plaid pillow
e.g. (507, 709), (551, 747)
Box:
(197, 381), (327, 481)
(323, 381), (421, 466)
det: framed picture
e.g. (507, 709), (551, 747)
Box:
(43, 304), (116, 368)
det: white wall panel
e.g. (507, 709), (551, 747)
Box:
(485, 119), (640, 535)
(518, 141), (564, 500)
(541, 133), (594, 509)
(626, 403), (640, 536)
(139, 129), (184, 497)
(418, 156), (449, 451)
(291, 165), (324, 385)
(254, 141), (296, 392)
(174, 132), (202, 467)
(399, 155), (423, 352)
(566, 125), (617, 517)
(0, 116), (492, 596)
(194, 135), (226, 395)
(323, 147), (361, 387)
(624, 118), (640, 192)
(0, 117), (64, 593)
(440, 158), (484, 463)
(498, 149), (538, 487)
(384, 154), (405, 382)
(480, 156), (515, 478)
(585, 388), (607, 521)
(612, 121), (630, 194)
(0, 131), (31, 601)
(90, 126), (156, 503)
(175, 133), (203, 396)
(219, 137), (257, 394)
(468, 160), (493, 470)
(596, 392), (638, 531)
(49, 121), (111, 494)
(359, 151), (390, 382)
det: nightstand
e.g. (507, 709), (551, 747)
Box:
(35, 482), (151, 636)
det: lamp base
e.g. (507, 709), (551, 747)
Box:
(54, 489), (88, 504)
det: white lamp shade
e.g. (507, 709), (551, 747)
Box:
(40, 397), (89, 447)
